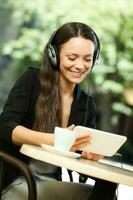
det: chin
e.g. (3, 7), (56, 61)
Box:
(69, 78), (83, 84)
(71, 74), (87, 83)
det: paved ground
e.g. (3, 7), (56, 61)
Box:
(62, 168), (133, 200)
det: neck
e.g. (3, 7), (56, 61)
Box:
(60, 78), (75, 98)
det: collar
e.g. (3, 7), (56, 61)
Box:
(71, 84), (87, 111)
(68, 85), (88, 126)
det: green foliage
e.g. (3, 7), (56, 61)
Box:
(0, 0), (133, 115)
(112, 102), (133, 116)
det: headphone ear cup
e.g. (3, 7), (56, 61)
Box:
(48, 44), (58, 68)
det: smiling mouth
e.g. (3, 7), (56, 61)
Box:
(70, 70), (84, 78)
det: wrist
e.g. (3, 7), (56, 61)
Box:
(40, 133), (54, 146)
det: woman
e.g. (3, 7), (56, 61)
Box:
(0, 22), (117, 200)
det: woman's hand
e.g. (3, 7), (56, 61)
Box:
(67, 125), (104, 161)
(67, 124), (76, 131)
(72, 136), (91, 153)
(66, 124), (91, 152)
(81, 151), (104, 161)
(71, 133), (91, 152)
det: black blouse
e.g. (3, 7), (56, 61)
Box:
(0, 67), (96, 153)
(0, 67), (97, 185)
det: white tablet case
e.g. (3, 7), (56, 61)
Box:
(74, 126), (127, 157)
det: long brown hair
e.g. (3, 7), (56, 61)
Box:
(33, 47), (61, 132)
(33, 22), (100, 133)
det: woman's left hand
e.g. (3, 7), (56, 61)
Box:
(81, 151), (104, 161)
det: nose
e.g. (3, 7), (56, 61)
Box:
(75, 59), (85, 70)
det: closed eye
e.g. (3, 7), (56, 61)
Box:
(85, 58), (93, 62)
(68, 57), (76, 61)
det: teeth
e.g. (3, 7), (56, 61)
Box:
(70, 71), (83, 77)
(71, 71), (82, 75)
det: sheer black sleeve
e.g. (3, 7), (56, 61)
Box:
(0, 67), (39, 145)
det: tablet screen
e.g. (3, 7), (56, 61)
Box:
(74, 126), (127, 157)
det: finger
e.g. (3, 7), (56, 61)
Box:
(76, 132), (91, 139)
(74, 136), (91, 146)
(82, 151), (93, 160)
(81, 151), (87, 158)
(67, 124), (75, 131)
(71, 136), (91, 151)
(91, 154), (104, 161)
(71, 142), (89, 152)
(82, 151), (104, 161)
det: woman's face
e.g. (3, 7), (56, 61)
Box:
(59, 37), (95, 85)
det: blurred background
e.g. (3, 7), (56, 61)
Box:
(0, 0), (133, 165)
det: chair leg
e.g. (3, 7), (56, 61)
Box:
(79, 174), (88, 183)
(0, 161), (5, 199)
(67, 170), (73, 182)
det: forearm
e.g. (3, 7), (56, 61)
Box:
(12, 125), (54, 146)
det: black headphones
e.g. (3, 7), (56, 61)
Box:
(47, 25), (100, 70)
(47, 32), (59, 68)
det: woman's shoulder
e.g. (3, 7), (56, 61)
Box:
(9, 67), (40, 93)
(16, 67), (40, 84)
(22, 67), (40, 78)
(27, 66), (40, 73)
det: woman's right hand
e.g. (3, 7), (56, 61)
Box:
(66, 124), (91, 152)
(70, 132), (91, 152)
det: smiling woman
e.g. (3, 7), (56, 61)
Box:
(0, 22), (117, 200)
(59, 37), (94, 85)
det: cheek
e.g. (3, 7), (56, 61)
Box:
(82, 68), (92, 79)
(83, 70), (90, 79)
(85, 65), (92, 73)
(60, 58), (72, 70)
(85, 62), (93, 72)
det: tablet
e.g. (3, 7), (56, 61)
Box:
(73, 126), (127, 157)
